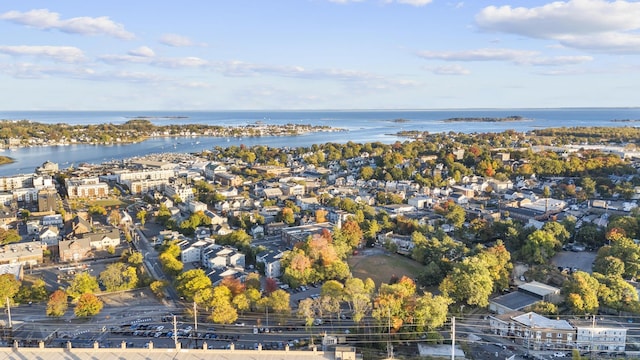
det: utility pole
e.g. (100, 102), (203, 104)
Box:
(387, 307), (393, 359)
(6, 297), (12, 328)
(193, 302), (198, 333)
(173, 315), (178, 348)
(451, 316), (455, 360)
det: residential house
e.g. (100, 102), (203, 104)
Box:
(256, 250), (284, 278)
(181, 238), (214, 264)
(215, 172), (243, 187)
(187, 200), (208, 213)
(261, 187), (283, 199)
(297, 197), (319, 211)
(377, 232), (413, 255)
(39, 226), (60, 247)
(41, 214), (64, 227)
(81, 229), (121, 250)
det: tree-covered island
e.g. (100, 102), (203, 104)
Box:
(443, 115), (525, 122)
(0, 118), (345, 148)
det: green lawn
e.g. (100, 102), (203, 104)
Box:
(90, 199), (125, 207)
(348, 250), (424, 287)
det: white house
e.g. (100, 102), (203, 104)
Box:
(257, 250), (284, 278)
(39, 226), (60, 247)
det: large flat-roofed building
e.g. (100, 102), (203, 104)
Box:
(490, 281), (561, 315)
(281, 222), (334, 245)
(65, 177), (109, 199)
(0, 174), (33, 191)
(2, 342), (348, 360)
(0, 242), (44, 266)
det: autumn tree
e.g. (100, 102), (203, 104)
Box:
(0, 228), (21, 245)
(150, 280), (168, 298)
(74, 293), (104, 317)
(563, 271), (599, 315)
(66, 272), (99, 301)
(46, 289), (68, 317)
(209, 285), (238, 324)
(108, 209), (121, 227)
(315, 209), (328, 223)
(0, 274), (21, 306)
(136, 210), (147, 226)
(176, 269), (212, 303)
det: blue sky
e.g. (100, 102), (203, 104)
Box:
(0, 0), (639, 110)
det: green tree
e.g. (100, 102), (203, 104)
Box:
(99, 263), (138, 291)
(0, 274), (21, 306)
(128, 251), (143, 266)
(150, 280), (168, 298)
(176, 269), (212, 303)
(209, 285), (238, 324)
(0, 228), (21, 245)
(520, 229), (561, 264)
(413, 292), (452, 332)
(563, 271), (599, 315)
(88, 204), (107, 216)
(66, 272), (99, 301)
(528, 301), (558, 316)
(136, 210), (147, 226)
(74, 293), (104, 317)
(439, 256), (493, 307)
(46, 289), (68, 317)
(445, 204), (466, 230)
(297, 298), (316, 327)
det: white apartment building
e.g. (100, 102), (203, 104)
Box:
(66, 177), (109, 199)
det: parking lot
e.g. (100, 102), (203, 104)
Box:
(550, 250), (596, 274)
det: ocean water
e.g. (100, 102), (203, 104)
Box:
(0, 108), (638, 176)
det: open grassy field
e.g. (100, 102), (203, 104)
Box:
(347, 249), (424, 287)
(91, 199), (125, 207)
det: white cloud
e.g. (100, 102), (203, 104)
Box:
(475, 0), (640, 53)
(0, 62), (95, 79)
(0, 45), (85, 63)
(418, 48), (537, 62)
(520, 55), (593, 66)
(159, 33), (195, 47)
(99, 53), (208, 68)
(0, 9), (134, 39)
(128, 46), (155, 58)
(431, 64), (470, 75)
(418, 48), (592, 66)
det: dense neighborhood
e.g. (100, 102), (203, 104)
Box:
(1, 127), (640, 359)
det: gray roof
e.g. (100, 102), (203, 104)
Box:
(490, 291), (540, 312)
(3, 346), (335, 360)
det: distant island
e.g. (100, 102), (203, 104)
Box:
(390, 118), (410, 123)
(0, 118), (345, 149)
(610, 119), (640, 123)
(443, 115), (525, 122)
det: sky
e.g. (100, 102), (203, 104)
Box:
(0, 0), (639, 110)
